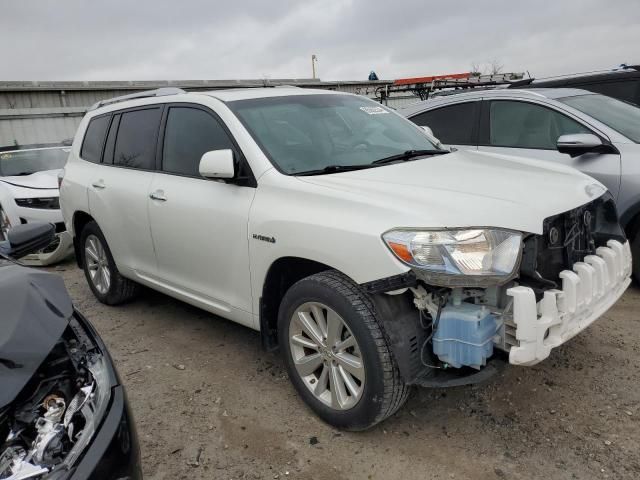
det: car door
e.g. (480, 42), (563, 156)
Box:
(408, 101), (480, 151)
(477, 99), (621, 199)
(146, 104), (256, 325)
(87, 107), (162, 277)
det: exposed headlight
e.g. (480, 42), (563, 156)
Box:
(382, 228), (523, 286)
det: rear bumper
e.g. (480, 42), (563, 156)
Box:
(507, 240), (632, 366)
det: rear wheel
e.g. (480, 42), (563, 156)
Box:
(278, 270), (410, 430)
(80, 221), (139, 305)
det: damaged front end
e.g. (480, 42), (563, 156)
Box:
(0, 265), (140, 480)
(365, 193), (631, 387)
(0, 317), (111, 480)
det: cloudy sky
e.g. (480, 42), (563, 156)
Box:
(2, 0), (638, 82)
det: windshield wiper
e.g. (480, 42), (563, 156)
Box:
(372, 149), (448, 165)
(295, 164), (379, 176)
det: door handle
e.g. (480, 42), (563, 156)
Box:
(91, 180), (105, 189)
(149, 190), (167, 202)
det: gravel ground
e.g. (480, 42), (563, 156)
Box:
(50, 259), (639, 480)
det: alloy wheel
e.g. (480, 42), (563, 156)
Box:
(289, 302), (365, 410)
(85, 234), (111, 294)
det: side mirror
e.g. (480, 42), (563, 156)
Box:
(557, 134), (607, 157)
(0, 223), (55, 260)
(199, 149), (235, 179)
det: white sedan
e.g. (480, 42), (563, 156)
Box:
(0, 146), (73, 265)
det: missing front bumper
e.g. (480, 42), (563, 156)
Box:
(506, 239), (632, 366)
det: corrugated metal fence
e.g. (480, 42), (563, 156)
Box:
(0, 80), (417, 148)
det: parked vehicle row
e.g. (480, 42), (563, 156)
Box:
(400, 88), (640, 281)
(57, 86), (632, 430)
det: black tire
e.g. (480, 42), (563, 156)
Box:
(632, 233), (640, 283)
(79, 221), (139, 305)
(278, 270), (410, 431)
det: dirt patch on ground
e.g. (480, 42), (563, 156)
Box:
(51, 260), (639, 479)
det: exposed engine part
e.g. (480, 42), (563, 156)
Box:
(432, 302), (498, 369)
(0, 320), (103, 480)
(410, 285), (441, 319)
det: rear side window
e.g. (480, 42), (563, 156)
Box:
(409, 102), (478, 145)
(488, 100), (590, 149)
(162, 107), (234, 176)
(80, 115), (110, 163)
(113, 108), (162, 170)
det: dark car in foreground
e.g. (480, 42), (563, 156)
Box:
(0, 223), (141, 479)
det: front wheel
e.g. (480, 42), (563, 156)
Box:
(278, 270), (410, 430)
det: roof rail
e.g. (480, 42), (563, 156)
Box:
(88, 87), (186, 111)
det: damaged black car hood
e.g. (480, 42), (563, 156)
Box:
(0, 264), (73, 408)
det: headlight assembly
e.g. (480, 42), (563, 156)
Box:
(382, 228), (523, 286)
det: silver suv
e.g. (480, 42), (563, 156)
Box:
(400, 88), (640, 280)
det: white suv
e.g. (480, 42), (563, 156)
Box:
(60, 87), (632, 430)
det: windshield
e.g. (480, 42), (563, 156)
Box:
(228, 94), (440, 174)
(558, 94), (640, 143)
(0, 147), (71, 177)
(0, 147), (69, 177)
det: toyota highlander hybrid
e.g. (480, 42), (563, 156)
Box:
(59, 87), (632, 430)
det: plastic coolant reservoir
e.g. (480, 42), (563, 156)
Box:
(432, 302), (497, 369)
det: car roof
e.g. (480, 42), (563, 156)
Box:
(196, 87), (345, 102)
(87, 87), (349, 116)
(399, 87), (595, 116)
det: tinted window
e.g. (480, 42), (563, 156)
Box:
(489, 101), (590, 149)
(410, 102), (478, 145)
(81, 115), (110, 163)
(113, 108), (162, 169)
(102, 114), (120, 165)
(163, 107), (234, 176)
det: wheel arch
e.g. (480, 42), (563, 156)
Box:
(259, 256), (341, 351)
(72, 210), (95, 267)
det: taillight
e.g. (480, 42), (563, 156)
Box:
(57, 168), (65, 189)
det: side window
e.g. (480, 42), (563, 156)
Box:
(409, 102), (478, 145)
(80, 115), (110, 163)
(488, 100), (590, 149)
(113, 108), (162, 170)
(102, 114), (120, 165)
(162, 107), (234, 176)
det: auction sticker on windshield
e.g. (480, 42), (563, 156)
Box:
(360, 106), (389, 115)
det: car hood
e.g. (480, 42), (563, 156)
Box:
(296, 149), (605, 234)
(0, 264), (73, 409)
(0, 169), (61, 191)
